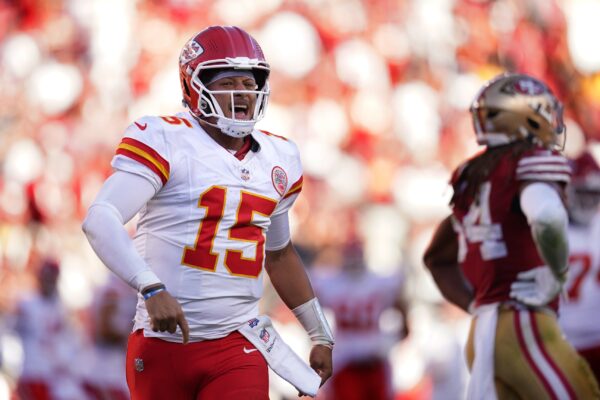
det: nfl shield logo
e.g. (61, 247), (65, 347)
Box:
(271, 166), (288, 196)
(134, 358), (144, 372)
(241, 168), (251, 181)
(248, 318), (259, 328)
(259, 329), (270, 343)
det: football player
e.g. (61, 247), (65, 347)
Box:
(423, 73), (600, 399)
(82, 26), (333, 399)
(82, 275), (136, 400)
(559, 151), (600, 383)
(14, 259), (87, 400)
(312, 242), (410, 400)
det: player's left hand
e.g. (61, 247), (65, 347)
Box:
(309, 344), (333, 388)
(509, 266), (563, 306)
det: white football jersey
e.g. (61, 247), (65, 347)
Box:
(112, 112), (303, 341)
(15, 295), (70, 379)
(312, 269), (403, 368)
(559, 214), (600, 350)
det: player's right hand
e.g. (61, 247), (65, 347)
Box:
(509, 266), (563, 307)
(145, 291), (190, 344)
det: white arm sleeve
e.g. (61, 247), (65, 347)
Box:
(82, 171), (162, 291)
(520, 182), (569, 279)
(265, 211), (291, 251)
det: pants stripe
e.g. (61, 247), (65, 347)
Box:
(515, 310), (571, 400)
(530, 312), (577, 399)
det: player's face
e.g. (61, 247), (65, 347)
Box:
(207, 76), (258, 121)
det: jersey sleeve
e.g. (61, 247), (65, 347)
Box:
(516, 148), (571, 184)
(272, 140), (304, 217)
(111, 116), (171, 191)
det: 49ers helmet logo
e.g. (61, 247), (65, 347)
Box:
(512, 78), (545, 95)
(271, 166), (288, 196)
(179, 39), (204, 65)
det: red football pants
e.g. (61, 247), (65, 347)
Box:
(329, 359), (392, 400)
(15, 380), (51, 400)
(126, 329), (268, 400)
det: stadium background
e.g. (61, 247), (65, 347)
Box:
(0, 0), (599, 398)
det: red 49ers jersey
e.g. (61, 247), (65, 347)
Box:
(111, 112), (303, 341)
(450, 147), (570, 306)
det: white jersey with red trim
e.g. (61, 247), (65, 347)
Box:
(15, 294), (70, 379)
(111, 111), (303, 341)
(559, 215), (600, 350)
(312, 269), (403, 368)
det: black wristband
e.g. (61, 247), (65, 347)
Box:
(141, 283), (166, 296)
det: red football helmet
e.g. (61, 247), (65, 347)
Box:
(179, 26), (270, 138)
(567, 151), (600, 225)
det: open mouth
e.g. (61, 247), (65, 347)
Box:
(234, 104), (249, 120)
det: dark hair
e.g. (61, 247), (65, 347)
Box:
(451, 140), (535, 209)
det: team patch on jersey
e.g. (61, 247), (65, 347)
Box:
(271, 166), (288, 196)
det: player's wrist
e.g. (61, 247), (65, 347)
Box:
(141, 283), (166, 300)
(134, 270), (162, 292)
(292, 297), (335, 347)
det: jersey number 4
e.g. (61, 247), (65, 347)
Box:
(181, 186), (278, 278)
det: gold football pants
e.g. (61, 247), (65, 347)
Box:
(466, 306), (600, 399)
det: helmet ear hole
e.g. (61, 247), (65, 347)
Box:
(183, 80), (191, 97)
(487, 110), (499, 118)
(527, 118), (540, 130)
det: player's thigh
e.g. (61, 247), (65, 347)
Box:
(16, 380), (51, 400)
(578, 345), (600, 385)
(329, 364), (368, 400)
(364, 361), (393, 400)
(495, 308), (600, 400)
(126, 330), (194, 400)
(196, 336), (268, 400)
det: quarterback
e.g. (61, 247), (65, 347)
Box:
(423, 73), (600, 399)
(83, 26), (333, 399)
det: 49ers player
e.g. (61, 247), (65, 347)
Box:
(423, 73), (599, 399)
(559, 151), (600, 383)
(83, 26), (333, 399)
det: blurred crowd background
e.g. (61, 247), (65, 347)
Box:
(1, 0), (600, 399)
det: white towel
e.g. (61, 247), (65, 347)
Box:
(238, 315), (321, 397)
(467, 303), (499, 400)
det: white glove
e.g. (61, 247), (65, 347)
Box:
(509, 266), (563, 306)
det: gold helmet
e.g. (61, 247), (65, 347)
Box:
(470, 73), (565, 148)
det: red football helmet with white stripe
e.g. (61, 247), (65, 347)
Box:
(178, 26), (270, 138)
(567, 151), (600, 225)
(470, 73), (565, 148)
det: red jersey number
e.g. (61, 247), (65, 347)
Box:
(181, 186), (278, 278)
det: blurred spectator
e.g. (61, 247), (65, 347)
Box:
(311, 242), (410, 400)
(12, 259), (86, 400)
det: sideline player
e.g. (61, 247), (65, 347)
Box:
(14, 259), (87, 400)
(83, 25), (333, 399)
(559, 151), (600, 383)
(312, 242), (410, 400)
(423, 73), (599, 399)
